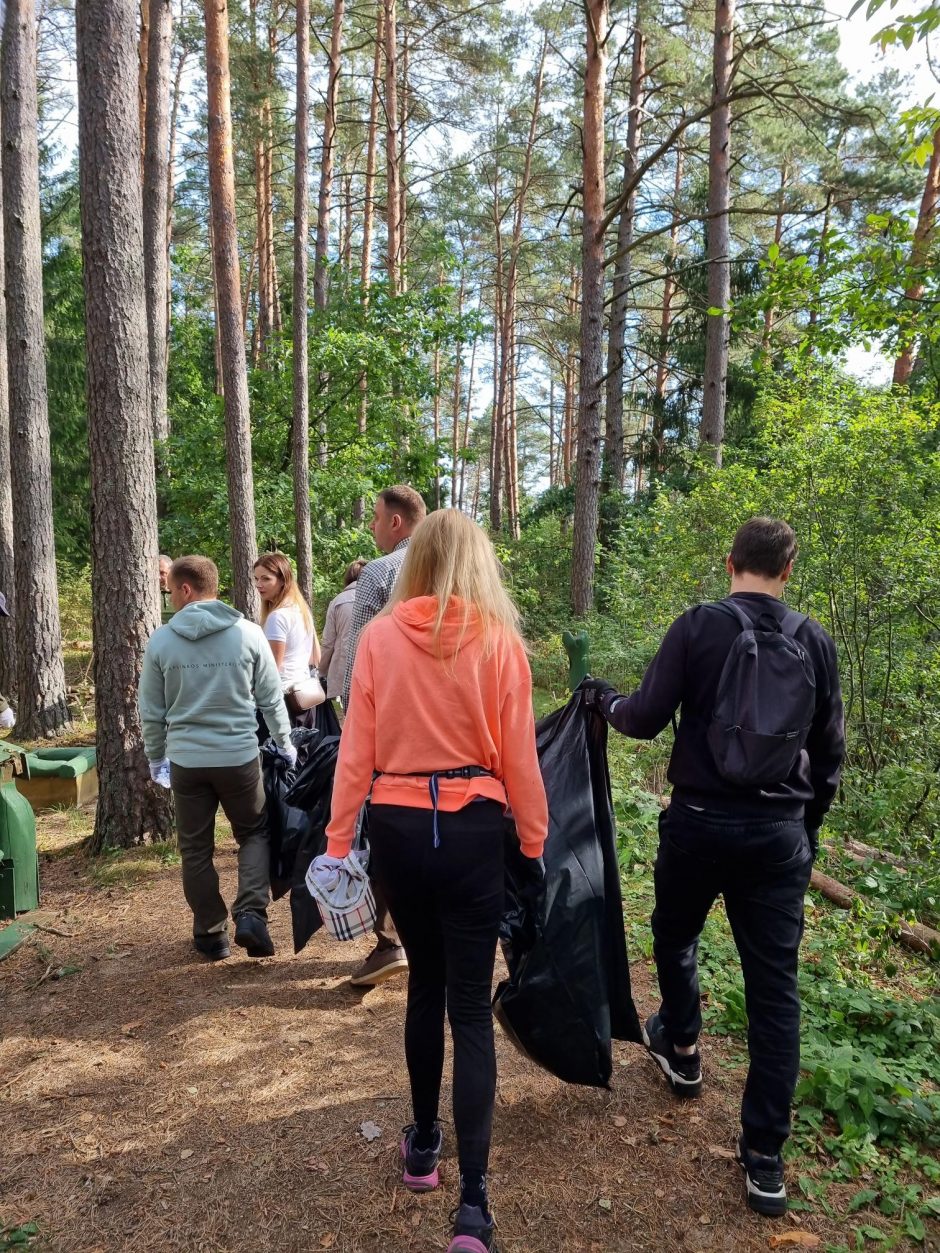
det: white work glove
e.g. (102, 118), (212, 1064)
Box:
(149, 758), (171, 788)
(308, 852), (351, 893)
(280, 742), (298, 768)
(0, 707), (14, 730)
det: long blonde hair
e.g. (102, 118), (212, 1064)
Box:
(388, 510), (523, 660)
(254, 551), (314, 632)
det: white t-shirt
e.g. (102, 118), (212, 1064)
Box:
(264, 606), (314, 686)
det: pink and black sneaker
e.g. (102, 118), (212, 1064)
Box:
(400, 1122), (442, 1192)
(447, 1203), (496, 1253)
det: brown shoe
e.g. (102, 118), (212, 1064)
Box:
(349, 945), (409, 986)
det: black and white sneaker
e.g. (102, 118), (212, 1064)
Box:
(641, 1012), (703, 1098)
(736, 1136), (787, 1216)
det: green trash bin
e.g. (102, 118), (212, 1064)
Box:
(0, 745), (39, 919)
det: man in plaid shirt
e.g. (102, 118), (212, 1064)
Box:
(342, 484), (427, 986)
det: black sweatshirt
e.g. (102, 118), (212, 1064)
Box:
(601, 592), (845, 831)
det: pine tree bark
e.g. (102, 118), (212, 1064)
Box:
(652, 141), (684, 467)
(700, 0), (734, 464)
(293, 0), (313, 605)
(458, 330), (477, 510)
(1, 0), (70, 737)
(166, 42), (188, 363)
(384, 0), (401, 292)
(398, 9), (409, 291)
(450, 271), (465, 508)
(761, 160), (787, 354)
(204, 0), (259, 619)
(138, 0), (150, 156)
(360, 2), (384, 293)
(570, 0), (609, 616)
(604, 28), (644, 495)
(313, 0), (344, 312)
(0, 132), (14, 704)
(76, 0), (174, 850)
(489, 216), (505, 531)
(893, 125), (940, 387)
(143, 0), (173, 443)
(353, 0), (384, 522)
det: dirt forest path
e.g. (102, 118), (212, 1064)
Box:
(1, 836), (857, 1253)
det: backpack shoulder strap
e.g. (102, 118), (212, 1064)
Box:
(709, 598), (752, 631)
(779, 608), (808, 638)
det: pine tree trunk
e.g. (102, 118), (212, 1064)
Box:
(143, 0), (173, 444)
(76, 0), (174, 850)
(398, 11), (409, 291)
(570, 0), (609, 616)
(458, 330), (477, 510)
(489, 232), (504, 531)
(293, 0), (313, 605)
(341, 164), (353, 273)
(1, 0), (70, 737)
(700, 0), (734, 464)
(506, 318), (520, 539)
(808, 190), (831, 332)
(204, 0), (259, 619)
(761, 160), (787, 354)
(384, 0), (401, 292)
(432, 339), (441, 508)
(353, 1), (384, 522)
(604, 28), (644, 495)
(652, 142), (684, 467)
(138, 0), (150, 156)
(166, 43), (188, 367)
(450, 271), (465, 508)
(314, 0), (344, 312)
(360, 2), (383, 293)
(0, 131), (14, 703)
(893, 125), (940, 387)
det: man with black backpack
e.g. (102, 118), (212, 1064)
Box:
(582, 517), (844, 1217)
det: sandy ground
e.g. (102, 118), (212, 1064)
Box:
(0, 831), (918, 1253)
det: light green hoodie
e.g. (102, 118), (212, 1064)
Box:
(139, 599), (292, 767)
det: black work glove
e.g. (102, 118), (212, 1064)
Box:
(579, 677), (618, 710)
(806, 826), (820, 860)
(518, 854), (546, 910)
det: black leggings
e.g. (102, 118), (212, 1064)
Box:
(368, 800), (505, 1178)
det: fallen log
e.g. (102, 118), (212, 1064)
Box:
(844, 839), (913, 870)
(810, 869), (940, 958)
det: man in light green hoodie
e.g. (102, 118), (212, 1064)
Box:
(139, 555), (296, 961)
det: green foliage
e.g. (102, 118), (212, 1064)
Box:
(158, 280), (470, 605)
(586, 371), (940, 876)
(0, 1223), (38, 1250)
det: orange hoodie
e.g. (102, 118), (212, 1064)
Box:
(325, 596), (548, 859)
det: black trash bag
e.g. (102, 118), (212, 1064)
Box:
(314, 699), (342, 739)
(285, 735), (342, 953)
(261, 728), (322, 899)
(493, 690), (642, 1088)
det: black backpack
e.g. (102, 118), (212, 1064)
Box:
(706, 599), (816, 788)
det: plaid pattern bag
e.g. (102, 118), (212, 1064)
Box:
(305, 850), (377, 942)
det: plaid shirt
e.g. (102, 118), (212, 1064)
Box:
(341, 536), (412, 709)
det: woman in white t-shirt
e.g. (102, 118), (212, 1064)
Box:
(253, 552), (321, 720)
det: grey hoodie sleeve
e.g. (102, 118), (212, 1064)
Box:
(138, 643), (168, 762)
(252, 635), (292, 748)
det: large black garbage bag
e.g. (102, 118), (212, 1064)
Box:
(285, 735), (342, 953)
(262, 733), (318, 900)
(493, 690), (642, 1087)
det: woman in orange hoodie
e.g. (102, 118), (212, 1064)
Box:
(325, 509), (548, 1253)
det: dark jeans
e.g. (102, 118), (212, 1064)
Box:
(170, 757), (270, 936)
(652, 801), (813, 1156)
(369, 801), (505, 1177)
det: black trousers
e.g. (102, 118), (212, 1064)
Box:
(652, 801), (813, 1156)
(368, 801), (505, 1178)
